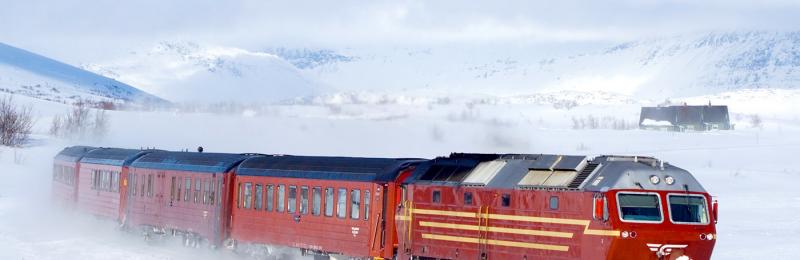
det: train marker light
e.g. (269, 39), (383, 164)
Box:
(649, 175), (661, 184)
(664, 176), (675, 185)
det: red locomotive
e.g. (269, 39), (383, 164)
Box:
(53, 147), (717, 259)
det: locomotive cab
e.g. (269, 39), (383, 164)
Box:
(586, 156), (717, 260)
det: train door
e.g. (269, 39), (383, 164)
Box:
(156, 171), (167, 225)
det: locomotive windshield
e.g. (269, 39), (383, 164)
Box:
(668, 194), (710, 224)
(617, 193), (663, 222)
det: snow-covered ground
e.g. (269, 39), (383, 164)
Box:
(0, 90), (798, 259)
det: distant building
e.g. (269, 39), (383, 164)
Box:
(639, 104), (732, 131)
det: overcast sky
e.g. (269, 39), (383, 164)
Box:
(3, 0), (800, 62)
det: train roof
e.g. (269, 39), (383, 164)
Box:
(237, 155), (423, 182)
(405, 153), (706, 192)
(55, 146), (97, 162)
(130, 151), (252, 173)
(81, 148), (154, 166)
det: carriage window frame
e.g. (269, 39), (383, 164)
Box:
(300, 186), (309, 215)
(667, 193), (710, 225)
(337, 188), (347, 219)
(254, 184), (263, 210)
(194, 178), (201, 203)
(325, 187), (334, 217)
(364, 190), (370, 220)
(312, 187), (322, 216)
(616, 191), (664, 224)
(351, 189), (361, 220)
(464, 192), (473, 205)
(288, 185), (297, 214)
(183, 177), (190, 201)
(243, 182), (253, 209)
(432, 190), (441, 203)
(277, 185), (286, 212)
(266, 184), (274, 211)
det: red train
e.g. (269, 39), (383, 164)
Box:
(53, 147), (717, 259)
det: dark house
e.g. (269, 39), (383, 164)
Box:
(639, 105), (732, 131)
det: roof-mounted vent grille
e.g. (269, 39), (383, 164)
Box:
(567, 162), (600, 189)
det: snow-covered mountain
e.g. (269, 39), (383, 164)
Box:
(0, 42), (165, 105)
(82, 42), (319, 103)
(81, 31), (800, 104)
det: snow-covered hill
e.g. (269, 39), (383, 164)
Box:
(298, 31), (800, 99)
(82, 42), (319, 103)
(0, 42), (165, 105)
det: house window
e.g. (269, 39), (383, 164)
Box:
(351, 189), (361, 219)
(312, 187), (322, 216)
(464, 192), (473, 205)
(300, 186), (309, 215)
(325, 187), (334, 217)
(337, 188), (347, 219)
(432, 190), (441, 203)
(266, 184), (274, 211)
(501, 193), (511, 207)
(364, 190), (370, 220)
(254, 184), (263, 210)
(549, 196), (559, 210)
(288, 186), (297, 213)
(277, 185), (285, 212)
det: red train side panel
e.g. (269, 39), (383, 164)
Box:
(230, 155), (420, 259)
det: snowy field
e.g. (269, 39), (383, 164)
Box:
(0, 92), (799, 259)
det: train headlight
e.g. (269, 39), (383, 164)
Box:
(649, 175), (661, 184)
(621, 231), (630, 238)
(706, 233), (714, 240)
(664, 176), (675, 185)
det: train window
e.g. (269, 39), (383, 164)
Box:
(617, 193), (663, 222)
(432, 190), (441, 203)
(549, 196), (559, 210)
(464, 192), (473, 205)
(130, 173), (136, 196)
(288, 186), (297, 214)
(325, 187), (334, 217)
(337, 188), (347, 219)
(254, 184), (263, 210)
(277, 185), (285, 212)
(351, 189), (361, 220)
(364, 190), (370, 220)
(501, 193), (511, 207)
(90, 170), (96, 190)
(210, 179), (216, 206)
(300, 186), (309, 215)
(170, 177), (176, 201)
(194, 178), (201, 203)
(204, 180), (211, 205)
(668, 194), (709, 224)
(147, 174), (154, 197)
(140, 174), (146, 197)
(311, 187), (321, 216)
(112, 172), (119, 192)
(184, 177), (191, 201)
(237, 183), (243, 208)
(243, 182), (252, 209)
(266, 184), (274, 211)
(176, 177), (181, 201)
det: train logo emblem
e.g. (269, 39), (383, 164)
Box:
(647, 243), (688, 257)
